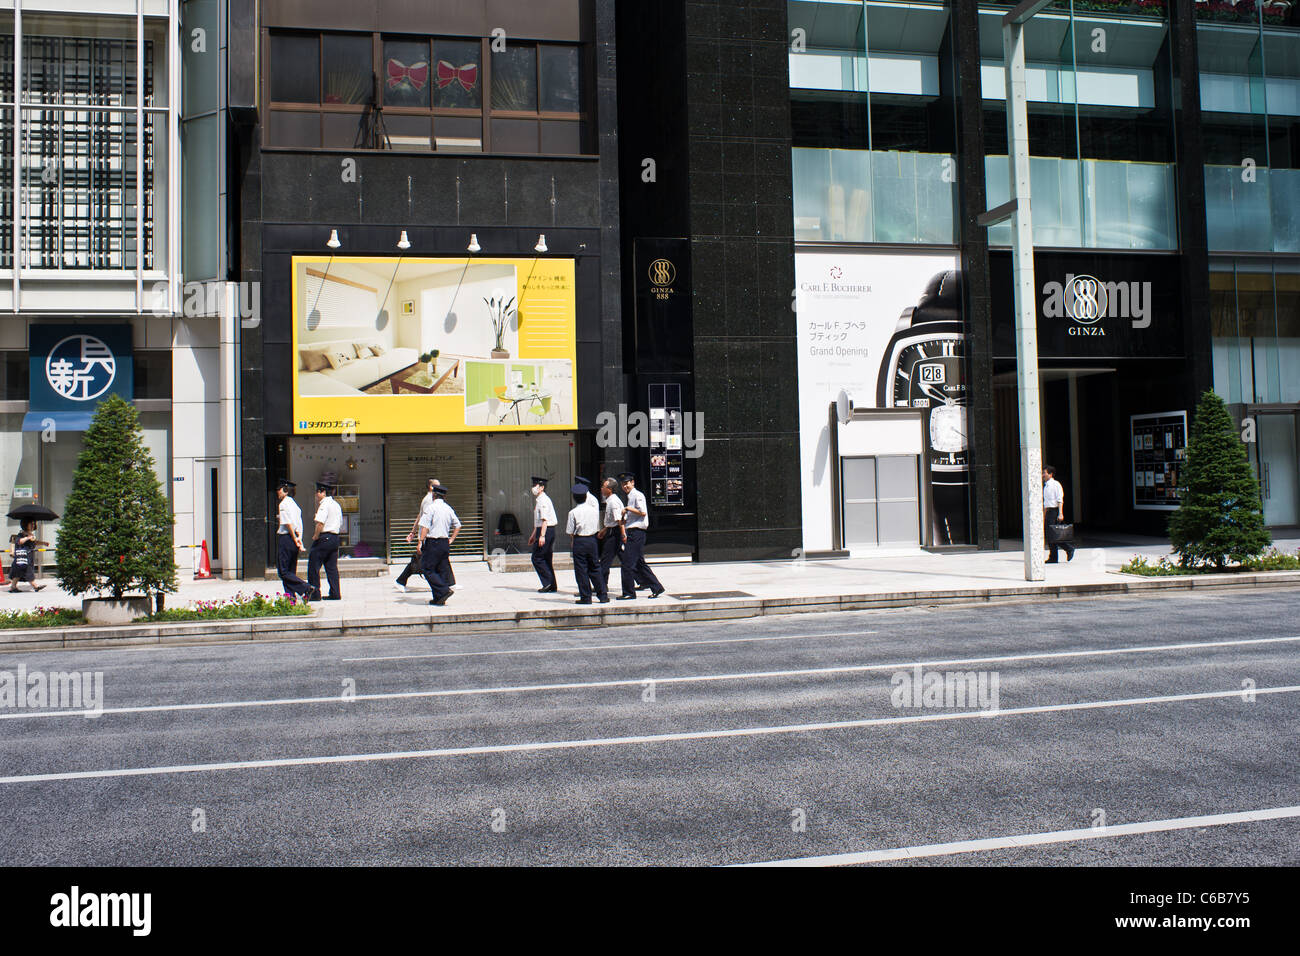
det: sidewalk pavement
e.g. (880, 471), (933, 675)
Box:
(3, 535), (1297, 651)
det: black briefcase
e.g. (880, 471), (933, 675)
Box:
(1046, 522), (1074, 544)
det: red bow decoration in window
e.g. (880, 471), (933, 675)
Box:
(436, 60), (478, 92)
(387, 58), (429, 91)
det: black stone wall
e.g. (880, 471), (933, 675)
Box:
(235, 0), (621, 577)
(685, 0), (802, 562)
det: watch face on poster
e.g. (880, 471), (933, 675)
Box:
(875, 270), (970, 545)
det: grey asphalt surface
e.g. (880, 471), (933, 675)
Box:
(0, 589), (1297, 866)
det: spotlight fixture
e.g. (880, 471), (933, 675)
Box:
(397, 230), (411, 250)
(534, 234), (548, 253)
(326, 229), (341, 250)
(467, 234), (481, 253)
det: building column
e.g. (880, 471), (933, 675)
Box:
(949, 0), (999, 550)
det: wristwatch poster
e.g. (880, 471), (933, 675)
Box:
(875, 270), (970, 546)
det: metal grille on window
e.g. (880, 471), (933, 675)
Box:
(14, 36), (154, 270)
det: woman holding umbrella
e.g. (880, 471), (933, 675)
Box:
(7, 504), (55, 593)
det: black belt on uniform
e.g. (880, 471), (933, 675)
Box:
(574, 534), (597, 538)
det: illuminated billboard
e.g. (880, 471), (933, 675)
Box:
(292, 255), (577, 434)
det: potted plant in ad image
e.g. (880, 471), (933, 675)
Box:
(485, 295), (516, 360)
(56, 394), (178, 624)
(420, 349), (440, 377)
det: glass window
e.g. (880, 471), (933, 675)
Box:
(386, 113), (433, 151)
(433, 39), (482, 110)
(133, 351), (172, 400)
(434, 115), (482, 152)
(491, 118), (538, 153)
(322, 34), (371, 106)
(383, 38), (430, 109)
(270, 33), (319, 104)
(492, 45), (537, 111)
(539, 45), (581, 113)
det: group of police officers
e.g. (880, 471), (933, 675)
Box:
(274, 473), (665, 607)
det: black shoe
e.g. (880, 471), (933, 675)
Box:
(617, 594), (636, 601)
(538, 585), (557, 593)
(575, 599), (592, 605)
(325, 595), (342, 601)
(1045, 559), (1058, 564)
(598, 597), (610, 604)
(1067, 551), (1075, 562)
(308, 591), (322, 601)
(649, 589), (664, 599)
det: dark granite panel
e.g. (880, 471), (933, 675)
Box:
(693, 338), (731, 436)
(694, 436), (733, 529)
(692, 202), (725, 239)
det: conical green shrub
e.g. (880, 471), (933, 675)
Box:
(55, 394), (178, 599)
(1168, 390), (1271, 569)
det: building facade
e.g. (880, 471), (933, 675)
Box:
(784, 0), (1300, 552)
(230, 0), (629, 577)
(0, 0), (237, 577)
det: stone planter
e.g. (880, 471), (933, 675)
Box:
(491, 349), (510, 360)
(83, 596), (153, 625)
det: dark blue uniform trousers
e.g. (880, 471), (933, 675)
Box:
(307, 532), (341, 599)
(399, 546), (454, 586)
(532, 530), (556, 590)
(421, 538), (452, 602)
(276, 534), (311, 598)
(572, 535), (607, 602)
(620, 528), (662, 598)
(598, 531), (623, 590)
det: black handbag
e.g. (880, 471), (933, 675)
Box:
(1046, 522), (1074, 544)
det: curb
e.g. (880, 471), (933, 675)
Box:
(1, 570), (1298, 653)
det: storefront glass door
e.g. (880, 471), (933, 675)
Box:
(1257, 413), (1299, 528)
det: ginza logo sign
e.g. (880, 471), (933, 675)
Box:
(1042, 274), (1152, 332)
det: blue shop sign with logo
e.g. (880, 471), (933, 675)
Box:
(23, 324), (134, 431)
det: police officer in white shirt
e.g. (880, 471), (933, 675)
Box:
(308, 481), (344, 600)
(528, 476), (558, 593)
(1042, 465), (1075, 563)
(566, 482), (608, 604)
(597, 478), (626, 591)
(274, 479), (311, 603)
(419, 484), (460, 606)
(618, 472), (664, 599)
(575, 476), (600, 508)
(397, 478), (453, 592)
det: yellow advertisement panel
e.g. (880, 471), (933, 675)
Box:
(292, 255), (577, 435)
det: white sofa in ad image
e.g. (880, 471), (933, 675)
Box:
(298, 340), (420, 396)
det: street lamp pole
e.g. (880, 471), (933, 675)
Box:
(980, 0), (1052, 582)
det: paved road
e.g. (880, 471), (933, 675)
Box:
(1, 590), (1297, 866)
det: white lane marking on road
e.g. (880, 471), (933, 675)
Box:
(733, 805), (1300, 867)
(6, 633), (1299, 721)
(1, 684), (1296, 785)
(339, 631), (878, 663)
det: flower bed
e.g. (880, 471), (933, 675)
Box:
(1120, 547), (1300, 576)
(134, 592), (314, 623)
(0, 606), (85, 630)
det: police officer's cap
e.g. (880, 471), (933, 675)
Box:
(431, 484), (449, 497)
(617, 472), (636, 482)
(575, 476), (594, 488)
(277, 479), (297, 491)
(570, 483), (589, 497)
(315, 481), (335, 494)
(531, 476), (549, 487)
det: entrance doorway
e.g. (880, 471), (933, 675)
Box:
(193, 459), (221, 570)
(840, 455), (922, 548)
(1252, 410), (1299, 528)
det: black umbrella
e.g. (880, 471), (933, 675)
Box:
(6, 503), (58, 522)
